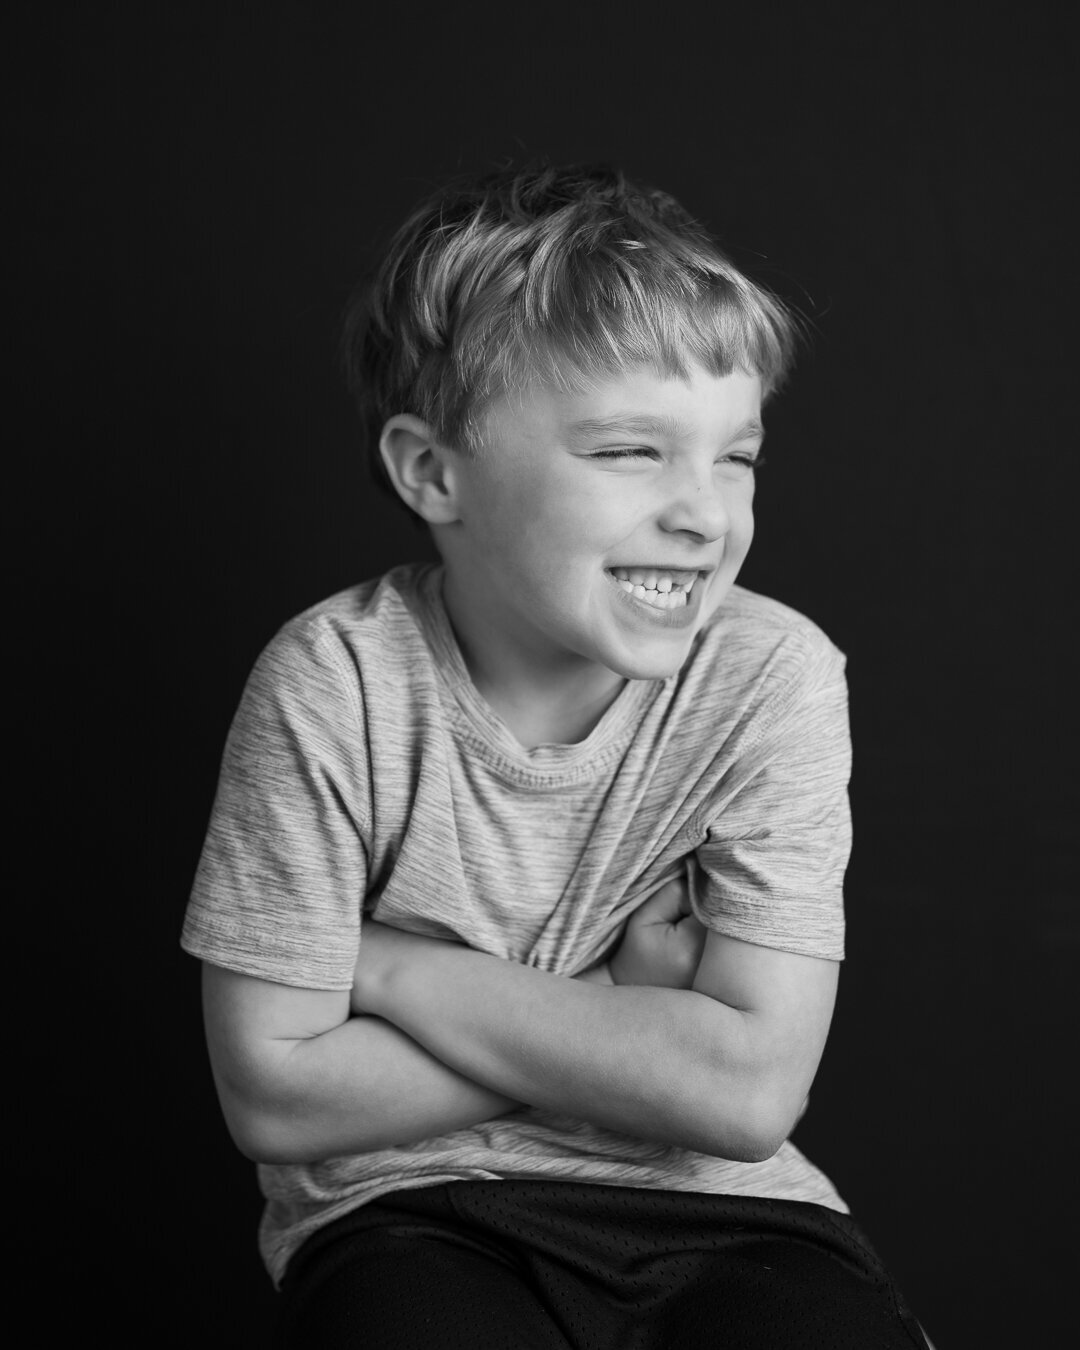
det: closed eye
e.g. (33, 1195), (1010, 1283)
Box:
(587, 448), (766, 469)
(588, 447), (658, 461)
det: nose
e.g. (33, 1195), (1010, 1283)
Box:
(656, 465), (733, 543)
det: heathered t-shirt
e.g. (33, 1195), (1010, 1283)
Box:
(183, 563), (853, 1284)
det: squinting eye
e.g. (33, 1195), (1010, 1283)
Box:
(589, 447), (657, 461)
(724, 453), (766, 470)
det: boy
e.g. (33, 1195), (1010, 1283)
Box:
(184, 163), (930, 1346)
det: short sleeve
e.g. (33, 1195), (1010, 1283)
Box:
(181, 618), (371, 989)
(689, 640), (851, 961)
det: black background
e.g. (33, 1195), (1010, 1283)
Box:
(32, 2), (1073, 1345)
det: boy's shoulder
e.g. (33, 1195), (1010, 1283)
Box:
(709, 584), (843, 651)
(285, 561), (432, 635)
(249, 563), (441, 704)
(683, 584), (847, 706)
(271, 563), (435, 655)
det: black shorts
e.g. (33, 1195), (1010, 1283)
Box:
(277, 1180), (929, 1348)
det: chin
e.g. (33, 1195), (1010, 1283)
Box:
(605, 639), (696, 682)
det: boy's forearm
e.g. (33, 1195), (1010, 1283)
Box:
(356, 930), (776, 1162)
(237, 1014), (519, 1163)
(216, 961), (615, 1163)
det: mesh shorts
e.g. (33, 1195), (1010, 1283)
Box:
(276, 1180), (930, 1348)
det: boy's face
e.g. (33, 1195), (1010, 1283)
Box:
(440, 362), (763, 690)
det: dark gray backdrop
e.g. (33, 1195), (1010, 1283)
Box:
(38, 3), (1072, 1344)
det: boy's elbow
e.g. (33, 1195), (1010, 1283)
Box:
(212, 1058), (332, 1164)
(682, 1052), (804, 1163)
(691, 1103), (789, 1164)
(230, 1123), (276, 1164)
(215, 1084), (299, 1164)
(228, 1115), (295, 1164)
(725, 1111), (790, 1163)
(735, 1084), (801, 1161)
(216, 1068), (393, 1164)
(223, 1093), (350, 1164)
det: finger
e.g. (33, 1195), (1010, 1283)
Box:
(633, 882), (685, 925)
(655, 875), (692, 918)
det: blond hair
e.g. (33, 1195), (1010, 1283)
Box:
(343, 163), (799, 497)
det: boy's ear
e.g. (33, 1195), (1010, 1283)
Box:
(379, 415), (462, 524)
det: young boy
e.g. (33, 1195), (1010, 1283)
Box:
(183, 163), (930, 1347)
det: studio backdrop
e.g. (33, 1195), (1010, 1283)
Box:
(43, 3), (1072, 1344)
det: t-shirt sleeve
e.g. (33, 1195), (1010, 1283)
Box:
(688, 638), (851, 961)
(181, 618), (370, 989)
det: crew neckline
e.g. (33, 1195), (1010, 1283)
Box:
(402, 563), (663, 787)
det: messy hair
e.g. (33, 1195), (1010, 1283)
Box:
(342, 162), (800, 500)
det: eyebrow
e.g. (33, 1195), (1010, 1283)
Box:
(566, 413), (765, 444)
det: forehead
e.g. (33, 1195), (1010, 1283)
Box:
(484, 364), (764, 448)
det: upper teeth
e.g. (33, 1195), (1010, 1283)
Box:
(609, 567), (698, 592)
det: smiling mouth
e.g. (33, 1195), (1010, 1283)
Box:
(606, 566), (701, 611)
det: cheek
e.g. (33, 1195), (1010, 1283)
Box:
(730, 489), (755, 544)
(519, 482), (616, 555)
(477, 468), (642, 583)
(476, 485), (582, 587)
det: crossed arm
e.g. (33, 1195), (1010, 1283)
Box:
(202, 878), (837, 1166)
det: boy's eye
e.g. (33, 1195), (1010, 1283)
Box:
(588, 447), (657, 461)
(586, 448), (766, 469)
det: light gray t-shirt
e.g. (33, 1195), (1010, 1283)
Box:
(183, 563), (853, 1283)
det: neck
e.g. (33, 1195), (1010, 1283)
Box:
(479, 672), (627, 750)
(440, 567), (626, 749)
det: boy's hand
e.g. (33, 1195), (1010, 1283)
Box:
(609, 875), (707, 989)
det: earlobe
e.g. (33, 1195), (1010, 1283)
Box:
(379, 415), (461, 524)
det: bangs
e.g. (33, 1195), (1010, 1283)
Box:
(468, 275), (793, 406)
(425, 212), (798, 449)
(345, 164), (802, 488)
